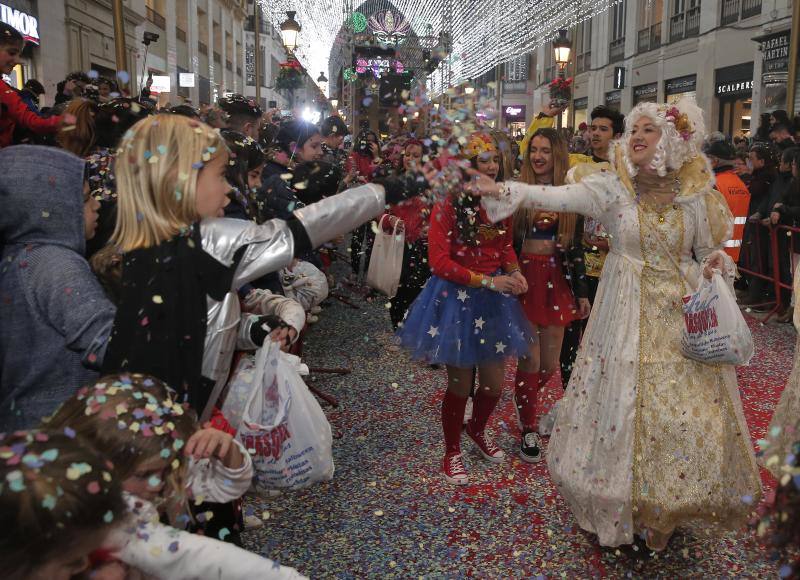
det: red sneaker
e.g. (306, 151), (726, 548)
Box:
(465, 424), (505, 463)
(442, 452), (469, 485)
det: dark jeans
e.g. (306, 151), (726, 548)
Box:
(390, 239), (431, 329)
(559, 275), (599, 388)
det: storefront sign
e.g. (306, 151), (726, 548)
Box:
(0, 3), (38, 45)
(149, 75), (171, 94)
(504, 105), (526, 121)
(605, 90), (621, 104)
(613, 67), (626, 90)
(634, 83), (658, 103)
(245, 42), (255, 86)
(754, 32), (789, 110)
(715, 79), (752, 97)
(665, 75), (696, 95)
(573, 96), (588, 110)
(760, 31), (790, 73)
(179, 73), (195, 88)
(714, 62), (754, 99)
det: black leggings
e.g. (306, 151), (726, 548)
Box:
(390, 239), (431, 329)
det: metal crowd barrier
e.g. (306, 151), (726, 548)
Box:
(737, 222), (800, 322)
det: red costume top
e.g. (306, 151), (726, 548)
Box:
(345, 151), (378, 182)
(428, 196), (519, 287)
(384, 197), (430, 244)
(0, 79), (61, 148)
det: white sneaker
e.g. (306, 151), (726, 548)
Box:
(463, 397), (473, 424)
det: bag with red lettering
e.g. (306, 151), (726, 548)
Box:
(680, 271), (753, 365)
(222, 341), (334, 492)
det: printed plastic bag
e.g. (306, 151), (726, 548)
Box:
(681, 271), (753, 365)
(222, 341), (334, 492)
(366, 215), (404, 298)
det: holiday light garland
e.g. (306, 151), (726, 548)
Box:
(257, 0), (620, 92)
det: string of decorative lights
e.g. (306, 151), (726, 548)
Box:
(257, 0), (621, 90)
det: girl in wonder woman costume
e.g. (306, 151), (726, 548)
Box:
(397, 133), (534, 485)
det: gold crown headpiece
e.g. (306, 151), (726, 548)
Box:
(462, 132), (497, 159)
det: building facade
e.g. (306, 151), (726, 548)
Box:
(242, 7), (292, 113)
(34, 0), (250, 107)
(515, 0), (793, 137)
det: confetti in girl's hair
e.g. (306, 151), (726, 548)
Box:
(111, 114), (228, 252)
(44, 373), (197, 512)
(0, 430), (125, 580)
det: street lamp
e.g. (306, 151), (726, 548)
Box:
(280, 11), (301, 53)
(317, 71), (328, 95)
(553, 29), (571, 76)
(330, 98), (338, 109)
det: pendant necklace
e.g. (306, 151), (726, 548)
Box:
(634, 175), (681, 224)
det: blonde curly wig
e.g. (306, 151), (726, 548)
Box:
(617, 96), (707, 177)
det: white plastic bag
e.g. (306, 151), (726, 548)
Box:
(222, 341), (334, 492)
(681, 271), (754, 365)
(365, 215), (404, 298)
(281, 260), (329, 311)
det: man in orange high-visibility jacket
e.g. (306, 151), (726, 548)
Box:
(704, 140), (750, 261)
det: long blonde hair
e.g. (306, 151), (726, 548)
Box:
(112, 114), (227, 251)
(514, 128), (577, 248)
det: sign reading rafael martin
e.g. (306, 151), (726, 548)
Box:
(0, 3), (38, 45)
(503, 105), (526, 122)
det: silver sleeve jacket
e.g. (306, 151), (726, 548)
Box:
(199, 182), (388, 421)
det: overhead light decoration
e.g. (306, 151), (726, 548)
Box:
(258, 0), (618, 84)
(343, 67), (357, 83)
(368, 10), (410, 48)
(347, 11), (368, 33)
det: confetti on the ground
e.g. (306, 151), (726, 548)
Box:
(241, 258), (794, 577)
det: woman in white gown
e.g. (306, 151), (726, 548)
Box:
(470, 98), (762, 550)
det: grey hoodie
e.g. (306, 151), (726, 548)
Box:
(0, 145), (115, 430)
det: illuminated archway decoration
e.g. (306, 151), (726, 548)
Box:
(257, 0), (619, 88)
(368, 10), (411, 47)
(348, 11), (368, 33)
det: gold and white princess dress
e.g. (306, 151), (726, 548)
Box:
(483, 155), (762, 547)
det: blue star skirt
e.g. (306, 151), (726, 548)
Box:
(395, 274), (535, 368)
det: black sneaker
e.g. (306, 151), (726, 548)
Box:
(520, 431), (543, 463)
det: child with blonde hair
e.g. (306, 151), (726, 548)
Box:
(101, 113), (428, 419)
(44, 373), (305, 579)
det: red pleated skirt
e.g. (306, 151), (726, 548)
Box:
(519, 253), (579, 327)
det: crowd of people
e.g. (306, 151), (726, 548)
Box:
(0, 17), (799, 578)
